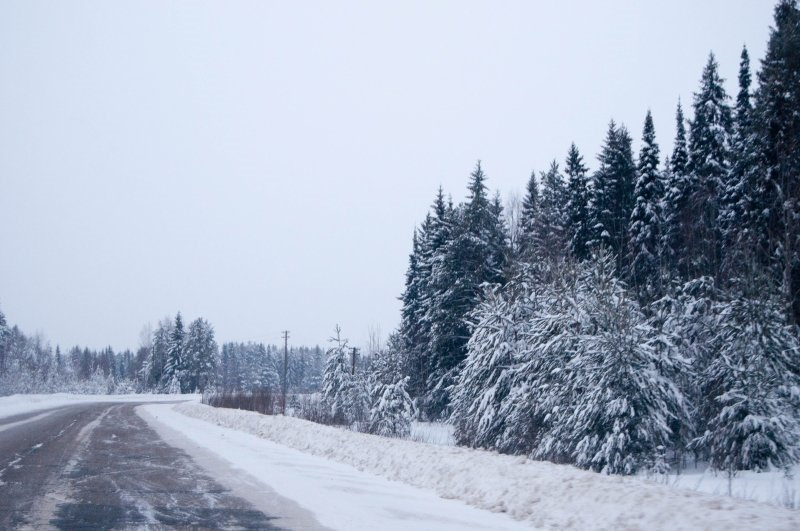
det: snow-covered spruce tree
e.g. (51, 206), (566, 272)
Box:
(149, 317), (172, 390)
(399, 227), (426, 398)
(163, 312), (186, 393)
(648, 277), (719, 463)
(369, 376), (415, 438)
(241, 342), (267, 391)
(322, 327), (351, 424)
(321, 326), (370, 425)
(749, 0), (800, 323)
(661, 100), (692, 281)
(370, 332), (407, 386)
(691, 276), (800, 472)
(0, 307), (9, 376)
(451, 280), (535, 449)
(305, 346), (326, 392)
(425, 162), (507, 419)
(534, 161), (569, 261)
(589, 121), (636, 272)
(517, 170), (540, 261)
(535, 252), (690, 474)
(190, 318), (217, 392)
(687, 52), (732, 280)
(167, 373), (181, 394)
(494, 258), (584, 457)
(719, 46), (756, 279)
(627, 110), (664, 303)
(402, 188), (452, 406)
(260, 345), (280, 392)
(218, 343), (235, 391)
(288, 346), (307, 392)
(564, 143), (591, 262)
(184, 317), (215, 393)
(346, 371), (372, 428)
(492, 192), (511, 271)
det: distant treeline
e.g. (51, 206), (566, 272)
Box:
(0, 308), (325, 396)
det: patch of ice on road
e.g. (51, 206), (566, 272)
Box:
(170, 402), (799, 530)
(140, 403), (531, 531)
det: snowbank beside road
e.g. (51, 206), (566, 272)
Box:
(644, 464), (799, 509)
(0, 393), (191, 420)
(175, 402), (799, 530)
(141, 403), (531, 531)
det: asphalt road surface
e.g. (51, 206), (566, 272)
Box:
(0, 402), (296, 529)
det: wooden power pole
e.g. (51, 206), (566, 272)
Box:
(281, 330), (290, 414)
(351, 347), (358, 375)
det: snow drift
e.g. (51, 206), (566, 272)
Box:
(175, 402), (799, 530)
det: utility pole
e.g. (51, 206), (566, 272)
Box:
(281, 330), (290, 415)
(351, 347), (358, 375)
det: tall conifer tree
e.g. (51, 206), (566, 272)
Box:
(535, 161), (569, 260)
(518, 171), (539, 260)
(720, 46), (756, 277)
(565, 144), (591, 261)
(426, 162), (506, 418)
(687, 53), (732, 279)
(750, 0), (800, 321)
(164, 312), (185, 392)
(662, 101), (691, 279)
(590, 121), (636, 272)
(628, 110), (664, 301)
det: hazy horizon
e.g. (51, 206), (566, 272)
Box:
(0, 1), (775, 352)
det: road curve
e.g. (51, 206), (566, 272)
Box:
(0, 402), (283, 529)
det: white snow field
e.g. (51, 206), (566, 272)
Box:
(409, 421), (456, 445)
(140, 403), (531, 531)
(159, 401), (798, 530)
(644, 464), (799, 510)
(0, 393), (189, 420)
(405, 419), (800, 509)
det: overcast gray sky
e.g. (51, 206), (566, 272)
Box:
(0, 1), (776, 352)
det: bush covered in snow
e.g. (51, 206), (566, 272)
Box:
(451, 253), (691, 474)
(369, 377), (415, 438)
(690, 283), (800, 472)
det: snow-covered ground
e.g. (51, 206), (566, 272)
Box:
(409, 421), (455, 445)
(0, 393), (190, 420)
(6, 395), (797, 528)
(406, 420), (799, 509)
(643, 464), (799, 509)
(140, 403), (531, 531)
(168, 401), (799, 530)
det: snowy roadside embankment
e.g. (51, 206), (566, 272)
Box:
(174, 402), (798, 530)
(409, 421), (455, 445)
(0, 393), (192, 420)
(643, 464), (799, 509)
(142, 403), (531, 531)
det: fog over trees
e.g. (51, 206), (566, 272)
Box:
(2, 0), (799, 479)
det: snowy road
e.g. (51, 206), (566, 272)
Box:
(0, 402), (321, 529)
(140, 404), (533, 531)
(3, 398), (797, 530)
(0, 400), (531, 530)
